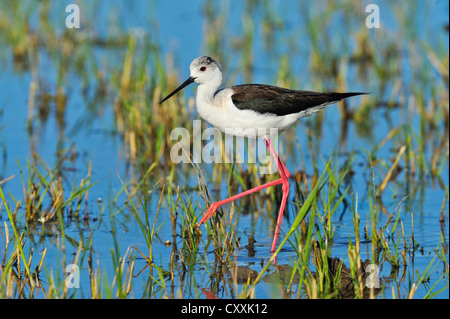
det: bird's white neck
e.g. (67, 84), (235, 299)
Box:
(196, 76), (222, 106)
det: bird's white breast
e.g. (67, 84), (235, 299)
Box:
(196, 87), (301, 139)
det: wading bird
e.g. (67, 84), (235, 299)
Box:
(160, 56), (365, 253)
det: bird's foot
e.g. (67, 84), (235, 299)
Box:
(197, 203), (219, 226)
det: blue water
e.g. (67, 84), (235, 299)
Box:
(0, 0), (448, 299)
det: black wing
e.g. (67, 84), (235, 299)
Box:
(231, 84), (366, 116)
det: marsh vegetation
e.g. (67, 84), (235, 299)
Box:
(0, 0), (448, 299)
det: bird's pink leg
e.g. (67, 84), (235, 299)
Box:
(197, 138), (291, 254)
(264, 139), (290, 253)
(197, 178), (284, 226)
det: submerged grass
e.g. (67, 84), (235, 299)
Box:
(0, 0), (448, 299)
(12, 152), (97, 222)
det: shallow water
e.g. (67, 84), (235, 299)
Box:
(0, 0), (448, 299)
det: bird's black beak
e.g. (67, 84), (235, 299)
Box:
(159, 76), (196, 104)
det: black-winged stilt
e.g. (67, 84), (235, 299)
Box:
(160, 56), (366, 253)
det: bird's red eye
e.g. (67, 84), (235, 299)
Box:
(200, 66), (206, 71)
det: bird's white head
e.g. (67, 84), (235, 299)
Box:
(160, 56), (222, 104)
(189, 56), (222, 86)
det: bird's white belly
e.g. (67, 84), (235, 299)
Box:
(196, 89), (300, 139)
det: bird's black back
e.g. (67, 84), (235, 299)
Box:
(230, 84), (366, 116)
